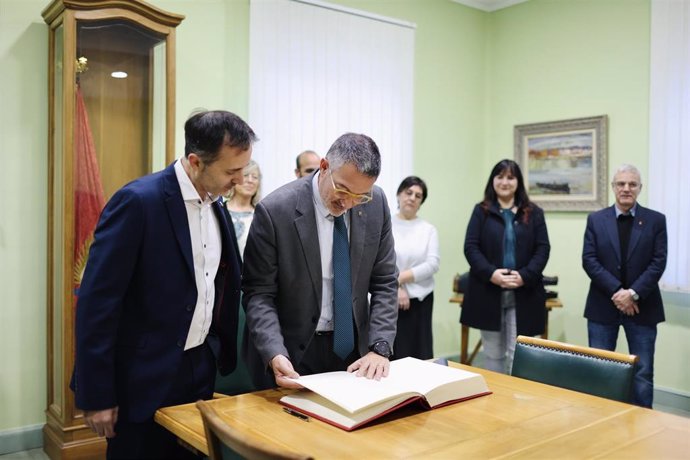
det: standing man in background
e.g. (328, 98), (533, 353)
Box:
(294, 149), (320, 178)
(243, 133), (398, 389)
(72, 110), (256, 458)
(582, 164), (667, 408)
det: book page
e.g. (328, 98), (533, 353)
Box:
(290, 357), (486, 414)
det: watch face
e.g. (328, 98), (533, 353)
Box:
(373, 341), (391, 358)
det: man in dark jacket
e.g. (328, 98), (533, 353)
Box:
(583, 164), (667, 408)
(72, 110), (256, 458)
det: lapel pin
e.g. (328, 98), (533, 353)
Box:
(358, 211), (362, 216)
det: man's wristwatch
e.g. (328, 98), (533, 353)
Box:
(369, 341), (392, 359)
(629, 289), (640, 301)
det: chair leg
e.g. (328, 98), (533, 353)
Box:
(461, 325), (469, 364)
(468, 339), (482, 365)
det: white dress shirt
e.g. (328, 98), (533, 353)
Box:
(312, 171), (350, 332)
(174, 159), (222, 350)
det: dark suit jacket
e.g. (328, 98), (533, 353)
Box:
(241, 175), (398, 383)
(582, 204), (667, 325)
(461, 202), (551, 336)
(71, 163), (241, 422)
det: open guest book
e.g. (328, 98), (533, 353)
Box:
(279, 357), (491, 431)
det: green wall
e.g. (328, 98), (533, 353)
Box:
(1, 0), (687, 438)
(484, 0), (690, 394)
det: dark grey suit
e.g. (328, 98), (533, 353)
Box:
(242, 175), (398, 384)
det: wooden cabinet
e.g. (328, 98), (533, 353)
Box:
(41, 1), (183, 457)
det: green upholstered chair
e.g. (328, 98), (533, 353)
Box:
(196, 400), (313, 460)
(511, 335), (638, 404)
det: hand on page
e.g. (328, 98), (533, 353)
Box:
(271, 354), (302, 388)
(347, 352), (389, 381)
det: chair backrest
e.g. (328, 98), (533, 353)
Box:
(196, 400), (313, 460)
(511, 335), (638, 403)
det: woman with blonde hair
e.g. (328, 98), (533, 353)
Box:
(225, 160), (262, 259)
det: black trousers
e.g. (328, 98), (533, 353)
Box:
(297, 332), (359, 375)
(394, 292), (434, 360)
(106, 341), (215, 459)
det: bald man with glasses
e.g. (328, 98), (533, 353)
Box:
(242, 133), (398, 390)
(582, 164), (667, 408)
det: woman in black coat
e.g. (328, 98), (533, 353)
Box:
(461, 159), (550, 373)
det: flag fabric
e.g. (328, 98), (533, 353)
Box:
(73, 85), (106, 295)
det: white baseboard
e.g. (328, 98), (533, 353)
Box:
(654, 386), (690, 413)
(0, 424), (43, 455)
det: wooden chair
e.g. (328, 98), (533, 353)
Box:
(196, 400), (313, 460)
(511, 335), (638, 403)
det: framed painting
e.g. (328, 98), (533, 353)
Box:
(514, 115), (608, 211)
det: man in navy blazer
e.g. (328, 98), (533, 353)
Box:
(582, 164), (667, 408)
(72, 110), (256, 458)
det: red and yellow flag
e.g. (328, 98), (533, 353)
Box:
(73, 85), (105, 294)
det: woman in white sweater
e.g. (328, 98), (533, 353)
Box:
(392, 176), (440, 359)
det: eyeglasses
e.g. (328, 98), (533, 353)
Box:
(613, 181), (640, 190)
(328, 170), (373, 204)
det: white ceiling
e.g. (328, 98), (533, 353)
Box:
(451, 0), (529, 12)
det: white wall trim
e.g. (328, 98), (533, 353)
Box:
(451, 0), (529, 13)
(0, 423), (43, 455)
(291, 0), (416, 28)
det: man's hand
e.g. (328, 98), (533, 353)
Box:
(84, 407), (118, 438)
(611, 288), (639, 316)
(347, 352), (390, 380)
(271, 354), (302, 389)
(398, 286), (410, 310)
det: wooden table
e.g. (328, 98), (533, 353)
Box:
(450, 293), (563, 364)
(155, 363), (690, 459)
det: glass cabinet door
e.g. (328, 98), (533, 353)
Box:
(42, 1), (183, 458)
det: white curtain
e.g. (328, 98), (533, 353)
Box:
(649, 0), (690, 292)
(249, 0), (415, 207)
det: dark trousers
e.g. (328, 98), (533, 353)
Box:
(106, 341), (216, 459)
(394, 292), (434, 360)
(588, 318), (657, 408)
(297, 332), (359, 375)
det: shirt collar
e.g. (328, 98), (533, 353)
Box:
(174, 158), (214, 205)
(614, 203), (637, 218)
(312, 171), (332, 220)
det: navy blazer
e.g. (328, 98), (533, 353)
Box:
(72, 163), (241, 422)
(461, 202), (551, 336)
(582, 204), (667, 326)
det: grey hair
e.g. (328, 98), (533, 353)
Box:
(612, 164), (642, 184)
(325, 133), (381, 177)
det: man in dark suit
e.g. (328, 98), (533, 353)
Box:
(583, 164), (667, 408)
(72, 110), (256, 458)
(242, 133), (398, 390)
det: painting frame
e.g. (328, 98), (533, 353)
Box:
(514, 115), (608, 212)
